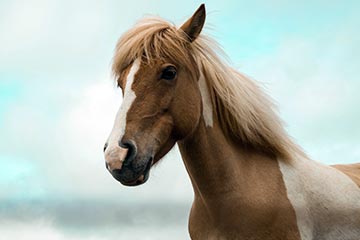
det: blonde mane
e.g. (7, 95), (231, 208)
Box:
(112, 18), (305, 160)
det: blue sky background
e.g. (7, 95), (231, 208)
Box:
(0, 0), (359, 239)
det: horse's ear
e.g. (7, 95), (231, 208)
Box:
(179, 4), (206, 42)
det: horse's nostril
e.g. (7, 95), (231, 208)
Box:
(119, 140), (137, 166)
(103, 142), (108, 152)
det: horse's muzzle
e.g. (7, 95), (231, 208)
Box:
(104, 140), (153, 186)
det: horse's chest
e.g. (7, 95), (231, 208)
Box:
(188, 198), (301, 240)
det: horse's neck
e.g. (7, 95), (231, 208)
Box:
(178, 117), (279, 202)
(177, 117), (303, 235)
(178, 118), (241, 198)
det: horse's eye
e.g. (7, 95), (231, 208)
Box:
(161, 66), (177, 80)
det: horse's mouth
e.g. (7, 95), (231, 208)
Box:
(118, 157), (153, 186)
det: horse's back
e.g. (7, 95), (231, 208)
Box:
(332, 163), (360, 188)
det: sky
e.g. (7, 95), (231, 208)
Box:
(0, 0), (359, 239)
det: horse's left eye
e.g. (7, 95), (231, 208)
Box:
(161, 66), (177, 80)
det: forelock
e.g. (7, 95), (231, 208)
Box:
(112, 18), (195, 79)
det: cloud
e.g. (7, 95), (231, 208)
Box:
(1, 0), (359, 205)
(0, 75), (193, 202)
(239, 25), (360, 163)
(0, 0), (199, 203)
(0, 0), (202, 81)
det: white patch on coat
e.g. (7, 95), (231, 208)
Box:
(106, 59), (140, 152)
(198, 70), (213, 127)
(278, 156), (360, 240)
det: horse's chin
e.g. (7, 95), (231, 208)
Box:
(116, 157), (153, 187)
(120, 169), (151, 186)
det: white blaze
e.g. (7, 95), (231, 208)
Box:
(198, 69), (213, 127)
(105, 59), (140, 160)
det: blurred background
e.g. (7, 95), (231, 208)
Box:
(0, 0), (359, 239)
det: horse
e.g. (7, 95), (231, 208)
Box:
(103, 4), (360, 240)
